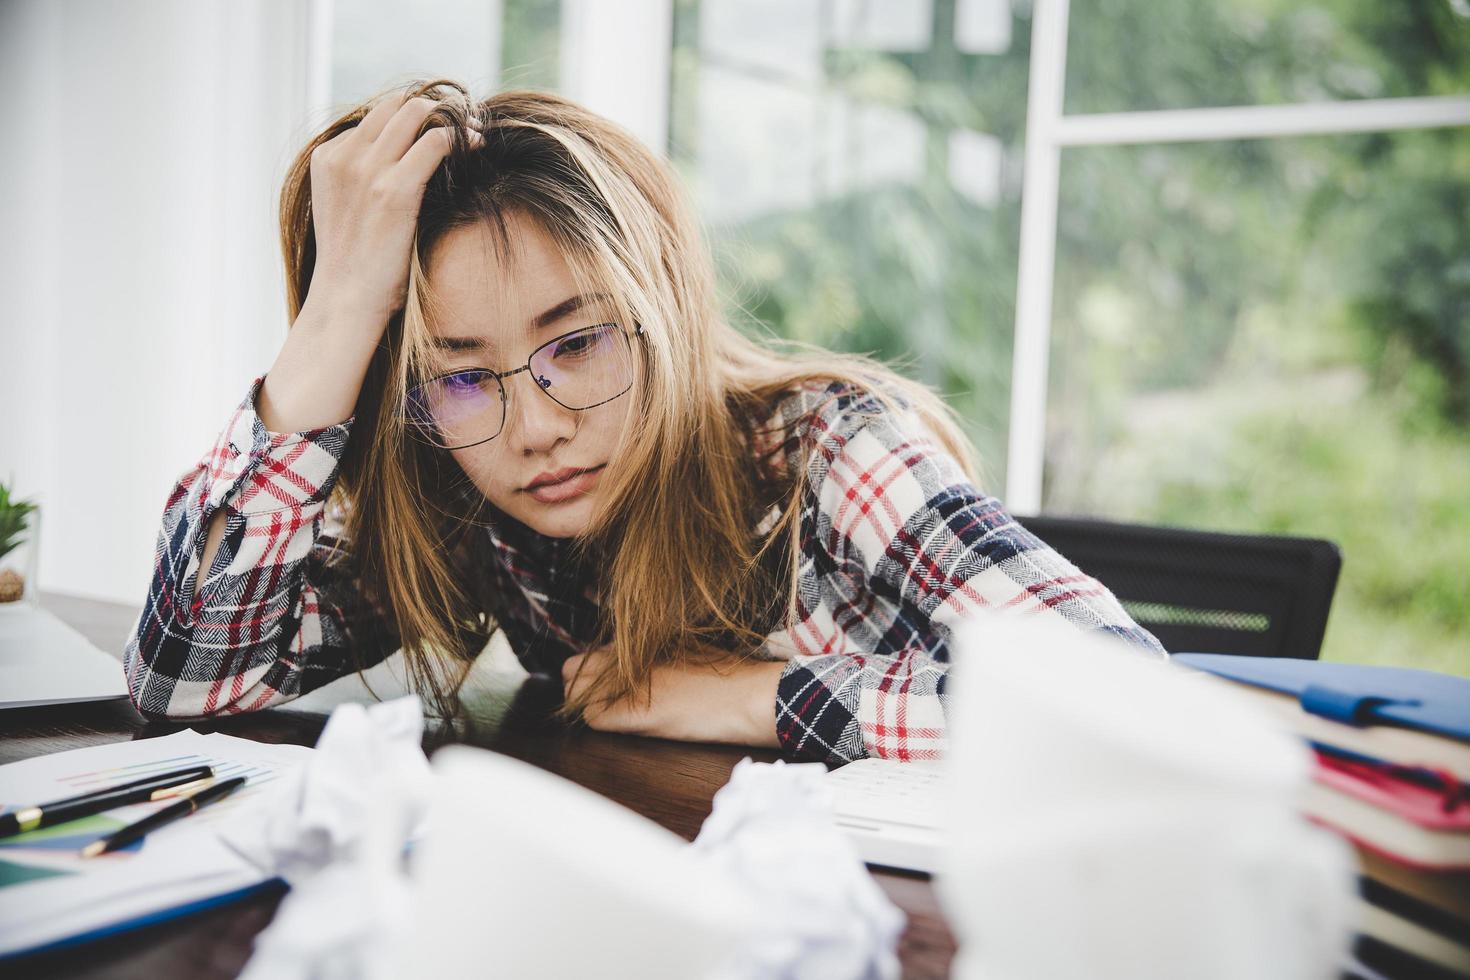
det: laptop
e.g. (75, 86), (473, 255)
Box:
(0, 605), (129, 709)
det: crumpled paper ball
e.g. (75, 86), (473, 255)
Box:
(935, 611), (1358, 980)
(224, 694), (432, 883)
(692, 756), (907, 980)
(226, 695), (431, 980)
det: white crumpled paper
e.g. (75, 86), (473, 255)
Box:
(226, 695), (905, 980)
(396, 746), (905, 979)
(693, 757), (906, 980)
(223, 693), (432, 882)
(935, 611), (1358, 980)
(226, 695), (431, 980)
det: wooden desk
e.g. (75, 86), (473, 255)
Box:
(3, 593), (956, 979)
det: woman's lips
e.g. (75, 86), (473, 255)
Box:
(523, 465), (604, 503)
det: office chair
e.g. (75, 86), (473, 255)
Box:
(1015, 514), (1342, 660)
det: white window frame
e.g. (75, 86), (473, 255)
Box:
(1004, 0), (1470, 514)
(560, 0), (673, 154)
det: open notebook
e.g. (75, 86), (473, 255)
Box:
(824, 758), (946, 874)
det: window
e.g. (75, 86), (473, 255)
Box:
(1065, 0), (1470, 112)
(1047, 131), (1469, 672)
(1028, 1), (1470, 674)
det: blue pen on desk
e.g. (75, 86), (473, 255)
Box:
(79, 776), (247, 858)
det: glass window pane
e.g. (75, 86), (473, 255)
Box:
(1065, 1), (1470, 114)
(501, 0), (563, 91)
(1046, 129), (1470, 676)
(669, 0), (1030, 493)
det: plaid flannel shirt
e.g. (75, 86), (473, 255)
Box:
(123, 376), (1165, 766)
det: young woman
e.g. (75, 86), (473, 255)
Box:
(123, 80), (1165, 767)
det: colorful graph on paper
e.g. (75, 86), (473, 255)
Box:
(0, 738), (301, 889)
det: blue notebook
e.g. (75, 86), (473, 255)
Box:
(1171, 655), (1470, 743)
(0, 878), (285, 963)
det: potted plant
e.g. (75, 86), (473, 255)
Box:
(0, 480), (39, 605)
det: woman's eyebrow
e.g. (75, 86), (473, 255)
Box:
(431, 291), (612, 351)
(534, 290), (610, 328)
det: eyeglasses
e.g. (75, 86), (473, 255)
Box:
(404, 321), (645, 450)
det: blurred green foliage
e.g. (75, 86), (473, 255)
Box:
(668, 0), (1032, 492)
(500, 0), (561, 91)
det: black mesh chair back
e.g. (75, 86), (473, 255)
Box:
(1016, 514), (1342, 660)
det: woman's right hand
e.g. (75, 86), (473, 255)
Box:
(305, 93), (479, 327)
(255, 92), (479, 436)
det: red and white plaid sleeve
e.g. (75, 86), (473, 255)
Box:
(767, 381), (1167, 766)
(122, 377), (401, 719)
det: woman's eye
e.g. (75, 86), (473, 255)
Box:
(552, 327), (608, 359)
(443, 371), (489, 393)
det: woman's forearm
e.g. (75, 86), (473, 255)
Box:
(564, 649), (787, 749)
(257, 295), (387, 434)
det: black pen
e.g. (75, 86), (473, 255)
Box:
(0, 764), (216, 839)
(79, 776), (247, 858)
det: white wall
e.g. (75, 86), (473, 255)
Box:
(0, 0), (327, 605)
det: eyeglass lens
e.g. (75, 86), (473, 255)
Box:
(406, 322), (637, 449)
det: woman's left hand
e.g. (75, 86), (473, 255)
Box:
(561, 646), (787, 748)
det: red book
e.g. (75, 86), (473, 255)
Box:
(1302, 748), (1470, 871)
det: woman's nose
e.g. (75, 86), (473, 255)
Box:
(505, 368), (579, 450)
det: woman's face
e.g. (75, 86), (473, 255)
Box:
(421, 211), (637, 538)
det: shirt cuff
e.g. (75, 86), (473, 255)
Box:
(202, 375), (355, 516)
(774, 655), (866, 765)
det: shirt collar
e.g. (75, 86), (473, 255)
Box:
(463, 483), (604, 602)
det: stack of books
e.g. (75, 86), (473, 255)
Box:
(1174, 654), (1470, 980)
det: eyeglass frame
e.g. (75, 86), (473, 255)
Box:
(404, 319), (647, 451)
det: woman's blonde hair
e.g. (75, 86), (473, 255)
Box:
(277, 78), (982, 727)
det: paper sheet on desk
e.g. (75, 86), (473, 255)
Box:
(0, 729), (313, 958)
(230, 696), (438, 980)
(395, 746), (762, 979)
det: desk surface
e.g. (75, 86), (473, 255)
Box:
(4, 593), (956, 980)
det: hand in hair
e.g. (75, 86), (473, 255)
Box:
(562, 646), (786, 749)
(306, 91), (482, 326)
(256, 91), (483, 437)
